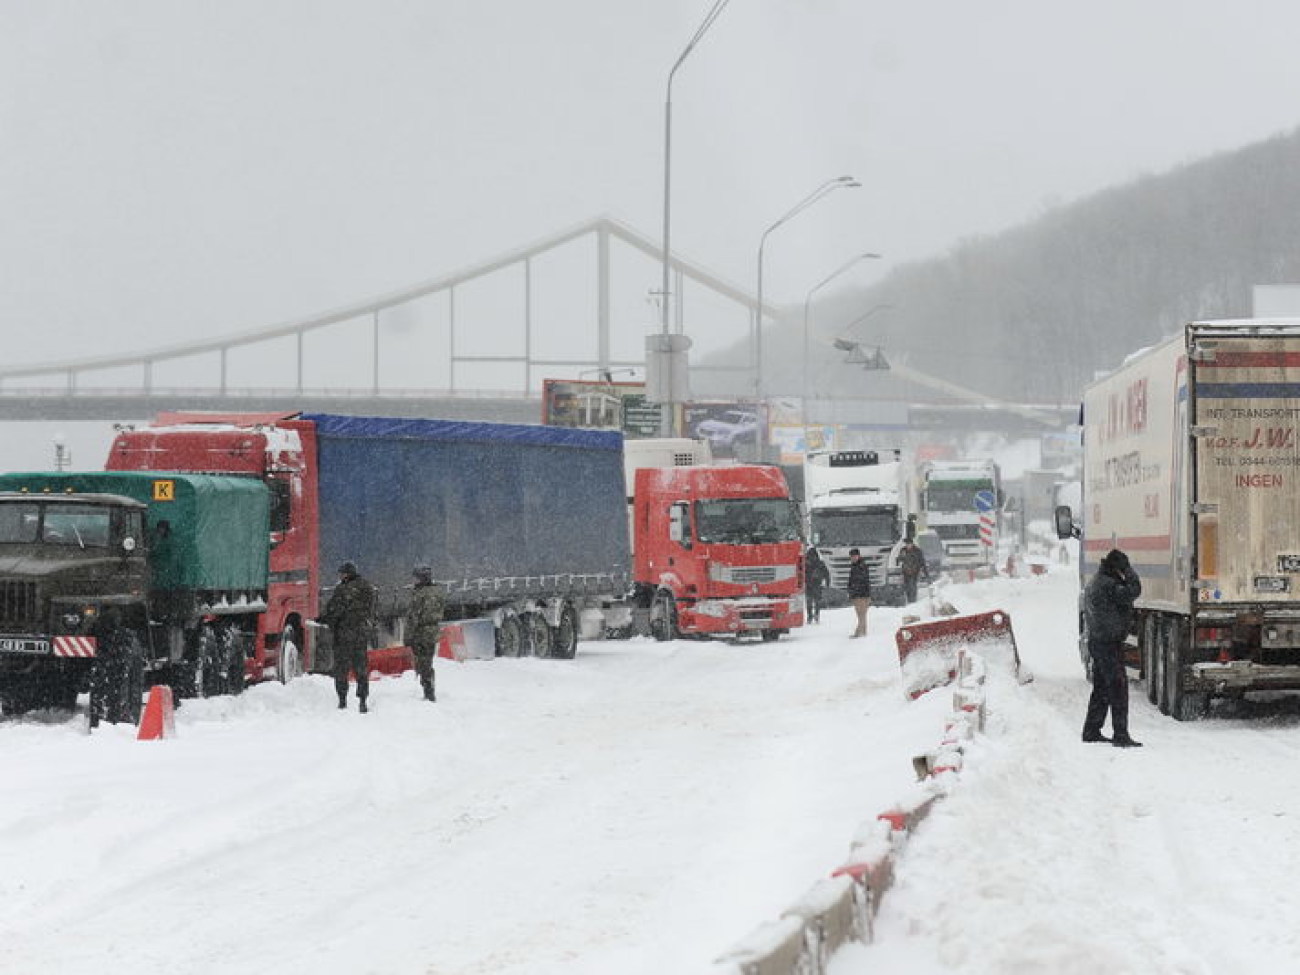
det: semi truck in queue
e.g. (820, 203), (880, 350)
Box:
(1058, 319), (1300, 719)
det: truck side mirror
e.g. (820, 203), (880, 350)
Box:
(1054, 505), (1078, 540)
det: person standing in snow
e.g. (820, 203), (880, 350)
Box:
(406, 564), (444, 702)
(319, 561), (378, 713)
(847, 548), (872, 638)
(898, 538), (930, 604)
(804, 546), (831, 624)
(1081, 548), (1143, 747)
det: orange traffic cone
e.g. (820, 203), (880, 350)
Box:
(137, 685), (176, 740)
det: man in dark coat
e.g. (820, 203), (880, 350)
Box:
(898, 539), (930, 604)
(319, 561), (378, 712)
(804, 546), (831, 624)
(1082, 548), (1143, 747)
(405, 565), (444, 702)
(846, 547), (872, 638)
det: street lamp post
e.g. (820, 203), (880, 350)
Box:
(755, 175), (859, 403)
(802, 252), (882, 427)
(657, 0), (732, 435)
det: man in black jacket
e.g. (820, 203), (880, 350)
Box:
(1082, 548), (1143, 747)
(847, 548), (872, 638)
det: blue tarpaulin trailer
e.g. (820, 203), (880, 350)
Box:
(303, 415), (633, 656)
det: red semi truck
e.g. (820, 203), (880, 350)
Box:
(633, 465), (805, 640)
(106, 412), (634, 681)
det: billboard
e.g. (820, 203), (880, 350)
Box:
(542, 379), (668, 438)
(684, 401), (767, 460)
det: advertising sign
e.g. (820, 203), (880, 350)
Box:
(542, 379), (666, 438)
(684, 402), (767, 460)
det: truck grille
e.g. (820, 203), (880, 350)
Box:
(0, 581), (38, 629)
(710, 564), (797, 585)
(934, 524), (981, 540)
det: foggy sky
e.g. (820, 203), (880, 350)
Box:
(5, 0), (1300, 379)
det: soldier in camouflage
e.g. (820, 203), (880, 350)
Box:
(406, 565), (444, 702)
(319, 561), (378, 713)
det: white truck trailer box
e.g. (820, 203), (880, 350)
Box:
(1066, 319), (1300, 719)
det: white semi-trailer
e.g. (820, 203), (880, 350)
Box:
(1058, 320), (1300, 719)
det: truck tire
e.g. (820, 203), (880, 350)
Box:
(521, 612), (550, 658)
(1161, 618), (1182, 718)
(761, 629), (782, 642)
(277, 625), (303, 684)
(221, 627), (245, 696)
(649, 591), (678, 642)
(1142, 615), (1159, 706)
(47, 670), (80, 711)
(1152, 617), (1168, 713)
(551, 604), (579, 660)
(496, 614), (526, 658)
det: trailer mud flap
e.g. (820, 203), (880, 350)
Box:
(895, 609), (1027, 700)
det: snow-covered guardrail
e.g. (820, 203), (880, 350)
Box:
(711, 647), (990, 975)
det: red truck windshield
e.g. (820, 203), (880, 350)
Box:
(696, 499), (801, 545)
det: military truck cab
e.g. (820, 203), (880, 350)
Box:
(0, 490), (150, 717)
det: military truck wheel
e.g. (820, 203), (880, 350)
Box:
(551, 604), (579, 660)
(0, 680), (35, 717)
(649, 591), (678, 642)
(124, 652), (145, 725)
(521, 612), (550, 658)
(496, 614), (526, 658)
(220, 627), (245, 696)
(48, 671), (80, 711)
(277, 625), (303, 684)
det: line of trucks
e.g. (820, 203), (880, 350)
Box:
(1058, 318), (1300, 719)
(0, 413), (805, 720)
(802, 449), (1003, 605)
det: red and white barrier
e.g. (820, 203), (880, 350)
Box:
(136, 685), (176, 741)
(712, 646), (1005, 974)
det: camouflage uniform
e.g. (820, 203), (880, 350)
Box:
(320, 569), (378, 709)
(406, 580), (445, 701)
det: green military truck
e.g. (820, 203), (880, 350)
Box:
(0, 472), (270, 724)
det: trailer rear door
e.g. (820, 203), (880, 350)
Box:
(1192, 327), (1300, 604)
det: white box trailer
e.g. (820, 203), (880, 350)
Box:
(1061, 319), (1300, 719)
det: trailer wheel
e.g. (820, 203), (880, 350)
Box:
(649, 591), (678, 642)
(1161, 617), (1182, 717)
(1142, 615), (1159, 706)
(551, 604), (579, 660)
(521, 613), (550, 658)
(277, 625), (303, 684)
(1152, 617), (1168, 713)
(496, 614), (526, 657)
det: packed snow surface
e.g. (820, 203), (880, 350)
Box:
(4, 566), (1300, 974)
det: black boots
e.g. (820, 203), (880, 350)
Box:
(359, 699), (368, 714)
(1113, 736), (1143, 748)
(422, 680), (436, 703)
(337, 697), (346, 710)
(1081, 731), (1112, 743)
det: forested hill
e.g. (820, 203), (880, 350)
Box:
(752, 126), (1300, 406)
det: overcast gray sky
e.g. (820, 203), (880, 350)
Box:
(5, 1), (1300, 384)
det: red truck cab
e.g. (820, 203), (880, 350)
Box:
(105, 412), (319, 683)
(634, 465), (804, 640)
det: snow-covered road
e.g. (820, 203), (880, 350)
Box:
(5, 567), (1300, 974)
